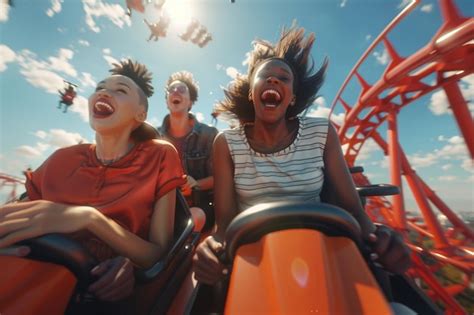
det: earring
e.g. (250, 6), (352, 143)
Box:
(248, 93), (253, 102)
(290, 97), (296, 106)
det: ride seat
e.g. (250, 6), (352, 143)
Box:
(5, 190), (200, 315)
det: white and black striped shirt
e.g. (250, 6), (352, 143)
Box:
(224, 116), (329, 212)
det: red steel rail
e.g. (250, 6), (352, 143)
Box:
(329, 0), (473, 313)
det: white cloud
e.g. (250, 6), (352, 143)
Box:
(441, 164), (452, 171)
(429, 90), (450, 115)
(460, 74), (474, 112)
(46, 0), (63, 17)
(447, 135), (463, 145)
(69, 95), (89, 122)
(407, 135), (470, 171)
(147, 116), (160, 127)
(216, 64), (224, 71)
(78, 72), (96, 88)
(78, 39), (90, 47)
(438, 175), (457, 182)
(380, 156), (389, 169)
(34, 130), (48, 139)
(0, 44), (16, 72)
(428, 74), (474, 116)
(82, 0), (131, 33)
(408, 152), (438, 168)
(341, 143), (349, 155)
(420, 4), (433, 13)
(103, 54), (118, 67)
(0, 2), (10, 23)
(242, 51), (252, 67)
(48, 48), (77, 77)
(365, 34), (372, 41)
(15, 129), (87, 159)
(461, 159), (473, 172)
(436, 142), (468, 159)
(17, 50), (65, 94)
(195, 112), (205, 122)
(16, 145), (48, 158)
(306, 97), (346, 126)
(373, 48), (389, 65)
(13, 48), (89, 121)
(47, 129), (88, 147)
(340, 0), (348, 8)
(314, 96), (327, 107)
(103, 48), (111, 54)
(398, 0), (411, 9)
(355, 138), (380, 161)
(226, 67), (240, 79)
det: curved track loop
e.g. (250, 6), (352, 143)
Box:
(330, 0), (473, 312)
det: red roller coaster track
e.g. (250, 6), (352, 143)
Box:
(0, 0), (472, 313)
(330, 0), (473, 313)
(0, 173), (25, 204)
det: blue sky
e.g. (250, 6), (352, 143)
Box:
(0, 0), (472, 215)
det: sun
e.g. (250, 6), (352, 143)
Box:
(161, 0), (194, 32)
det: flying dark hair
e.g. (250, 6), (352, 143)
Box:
(215, 24), (328, 124)
(166, 71), (199, 104)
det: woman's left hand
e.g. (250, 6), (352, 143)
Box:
(367, 224), (411, 274)
(88, 256), (135, 301)
(0, 200), (95, 247)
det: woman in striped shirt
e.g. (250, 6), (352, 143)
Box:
(193, 25), (410, 285)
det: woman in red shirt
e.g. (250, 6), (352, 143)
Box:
(0, 59), (185, 301)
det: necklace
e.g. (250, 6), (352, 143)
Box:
(96, 142), (134, 166)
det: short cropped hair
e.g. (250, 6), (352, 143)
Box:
(110, 59), (154, 110)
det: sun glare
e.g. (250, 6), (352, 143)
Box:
(162, 0), (193, 32)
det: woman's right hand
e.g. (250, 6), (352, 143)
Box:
(192, 236), (228, 285)
(0, 200), (95, 248)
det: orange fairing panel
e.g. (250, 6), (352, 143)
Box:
(225, 229), (392, 315)
(0, 256), (76, 315)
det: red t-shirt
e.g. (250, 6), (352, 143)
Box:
(25, 140), (185, 260)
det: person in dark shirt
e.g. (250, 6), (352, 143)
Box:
(158, 71), (218, 231)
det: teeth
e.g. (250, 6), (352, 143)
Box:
(261, 89), (281, 101)
(95, 101), (114, 112)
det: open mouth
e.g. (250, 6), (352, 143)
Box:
(170, 95), (182, 105)
(93, 99), (115, 117)
(260, 89), (281, 108)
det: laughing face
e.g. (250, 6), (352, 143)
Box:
(89, 75), (146, 134)
(166, 80), (192, 114)
(250, 59), (295, 124)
